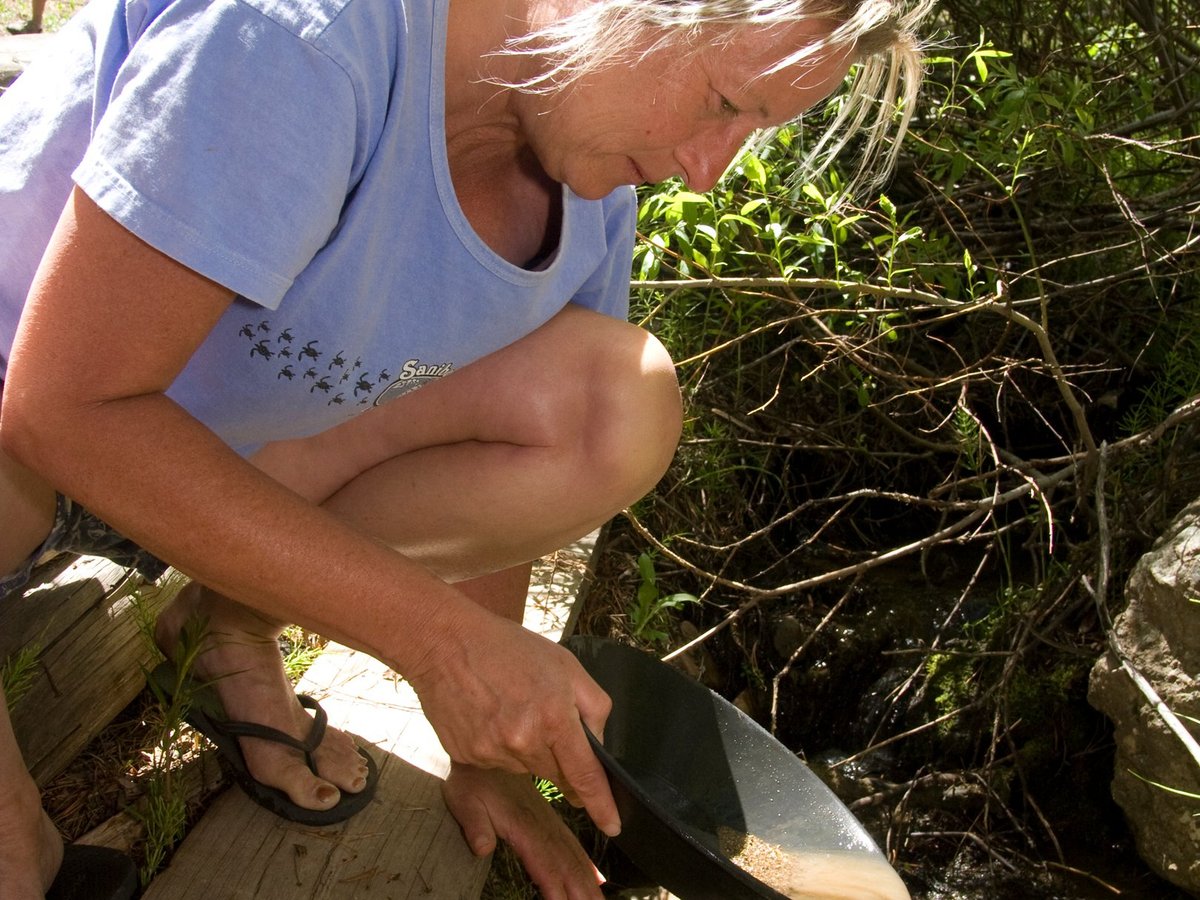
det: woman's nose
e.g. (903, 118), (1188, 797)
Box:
(676, 124), (751, 193)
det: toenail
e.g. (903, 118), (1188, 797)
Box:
(316, 785), (339, 805)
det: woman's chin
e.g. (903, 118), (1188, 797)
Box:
(567, 179), (629, 201)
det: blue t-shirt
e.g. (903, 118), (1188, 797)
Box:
(0, 0), (636, 454)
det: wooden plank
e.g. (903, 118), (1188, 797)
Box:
(0, 32), (57, 89)
(141, 647), (491, 900)
(1, 558), (186, 785)
(142, 532), (599, 900)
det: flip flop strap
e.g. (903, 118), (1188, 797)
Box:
(215, 695), (328, 767)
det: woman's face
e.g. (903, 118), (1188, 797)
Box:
(515, 20), (854, 199)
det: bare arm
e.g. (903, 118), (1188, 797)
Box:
(3, 188), (456, 664)
(0, 188), (618, 835)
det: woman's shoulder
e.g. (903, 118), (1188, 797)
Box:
(232, 0), (408, 48)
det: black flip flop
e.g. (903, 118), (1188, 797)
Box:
(147, 660), (379, 826)
(47, 844), (137, 900)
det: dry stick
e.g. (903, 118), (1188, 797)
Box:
(1041, 860), (1122, 896)
(649, 391), (1200, 631)
(1001, 715), (1065, 861)
(848, 771), (970, 812)
(995, 585), (1068, 861)
(650, 394), (1198, 672)
(1086, 442), (1200, 772)
(641, 271), (1099, 459)
(632, 275), (948, 305)
(832, 704), (979, 769)
(1010, 393), (1200, 472)
(986, 294), (1098, 460)
(907, 830), (1018, 873)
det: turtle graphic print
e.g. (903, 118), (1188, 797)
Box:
(238, 318), (455, 411)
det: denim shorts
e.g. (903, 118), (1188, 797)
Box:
(0, 375), (169, 598)
(0, 492), (169, 599)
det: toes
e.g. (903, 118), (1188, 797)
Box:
(248, 743), (343, 811)
(239, 723), (371, 813)
(312, 730), (372, 795)
(310, 779), (341, 809)
(284, 768), (342, 812)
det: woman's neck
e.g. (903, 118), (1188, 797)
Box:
(442, 0), (570, 267)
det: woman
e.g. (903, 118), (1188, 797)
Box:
(0, 0), (929, 896)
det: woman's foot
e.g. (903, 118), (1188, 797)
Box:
(154, 582), (371, 817)
(6, 21), (43, 34)
(442, 763), (605, 899)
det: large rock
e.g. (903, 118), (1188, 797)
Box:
(1089, 499), (1200, 896)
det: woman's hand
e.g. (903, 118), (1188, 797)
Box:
(442, 762), (606, 900)
(409, 607), (621, 838)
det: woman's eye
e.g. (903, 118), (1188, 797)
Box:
(712, 90), (738, 117)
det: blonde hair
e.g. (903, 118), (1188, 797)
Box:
(498, 0), (934, 194)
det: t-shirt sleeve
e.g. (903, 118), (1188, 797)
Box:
(572, 185), (636, 321)
(73, 0), (379, 309)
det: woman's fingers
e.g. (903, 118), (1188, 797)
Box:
(549, 726), (620, 837)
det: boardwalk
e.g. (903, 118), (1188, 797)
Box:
(140, 533), (598, 899)
(0, 31), (56, 88)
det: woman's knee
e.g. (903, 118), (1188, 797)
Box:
(569, 317), (682, 505)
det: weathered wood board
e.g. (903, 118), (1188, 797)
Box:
(0, 31), (57, 88)
(140, 648), (489, 900)
(1, 557), (185, 785)
(141, 532), (600, 900)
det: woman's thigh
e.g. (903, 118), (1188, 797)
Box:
(252, 305), (681, 503)
(249, 305), (682, 575)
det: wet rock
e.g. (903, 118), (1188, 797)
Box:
(772, 613), (806, 660)
(1089, 497), (1200, 896)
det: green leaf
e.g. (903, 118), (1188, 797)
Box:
(637, 553), (656, 586)
(717, 213), (761, 232)
(740, 197), (770, 216)
(740, 154), (767, 189)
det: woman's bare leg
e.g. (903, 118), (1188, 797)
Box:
(0, 683), (63, 900)
(0, 447), (63, 898)
(0, 448), (56, 580)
